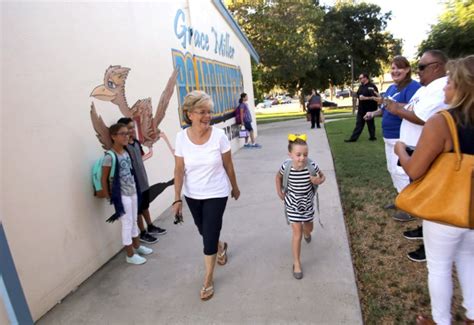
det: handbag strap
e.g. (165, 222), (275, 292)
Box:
(439, 110), (462, 170)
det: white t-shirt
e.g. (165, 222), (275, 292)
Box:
(399, 76), (448, 147)
(175, 126), (231, 199)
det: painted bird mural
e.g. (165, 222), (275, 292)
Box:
(90, 65), (178, 158)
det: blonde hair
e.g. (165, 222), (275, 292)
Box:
(447, 55), (474, 126)
(182, 90), (214, 124)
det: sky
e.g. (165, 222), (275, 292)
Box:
(319, 0), (446, 59)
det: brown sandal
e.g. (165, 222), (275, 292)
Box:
(217, 242), (228, 266)
(200, 283), (214, 301)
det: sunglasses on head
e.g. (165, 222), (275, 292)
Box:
(418, 61), (439, 71)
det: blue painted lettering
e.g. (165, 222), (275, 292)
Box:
(174, 9), (188, 49)
(172, 50), (243, 127)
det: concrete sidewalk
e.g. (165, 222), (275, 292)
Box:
(38, 119), (362, 324)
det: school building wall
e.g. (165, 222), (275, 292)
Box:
(1, 0), (257, 321)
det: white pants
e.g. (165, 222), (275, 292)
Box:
(423, 220), (474, 325)
(383, 138), (410, 193)
(120, 194), (139, 246)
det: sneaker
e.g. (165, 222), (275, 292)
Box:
(392, 211), (416, 222)
(369, 137), (377, 141)
(304, 234), (312, 244)
(139, 232), (159, 244)
(404, 226), (423, 240)
(136, 245), (153, 255)
(126, 254), (147, 265)
(407, 245), (426, 262)
(147, 224), (167, 235)
(344, 139), (357, 143)
(243, 143), (252, 148)
(251, 143), (262, 148)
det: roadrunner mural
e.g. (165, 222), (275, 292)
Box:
(90, 65), (178, 159)
(90, 65), (179, 214)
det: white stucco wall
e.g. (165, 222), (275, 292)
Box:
(1, 0), (255, 320)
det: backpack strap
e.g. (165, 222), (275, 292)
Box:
(106, 150), (117, 179)
(307, 158), (319, 193)
(307, 158), (324, 228)
(282, 159), (292, 193)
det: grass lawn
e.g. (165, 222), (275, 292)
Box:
(325, 118), (464, 324)
(256, 108), (353, 125)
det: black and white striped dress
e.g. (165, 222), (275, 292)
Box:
(280, 161), (319, 223)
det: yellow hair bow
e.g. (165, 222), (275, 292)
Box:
(288, 133), (307, 142)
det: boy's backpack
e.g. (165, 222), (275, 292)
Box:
(281, 158), (322, 226)
(92, 150), (117, 198)
(235, 104), (242, 124)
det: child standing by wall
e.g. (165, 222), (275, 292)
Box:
(275, 134), (326, 279)
(101, 123), (153, 265)
(117, 117), (167, 245)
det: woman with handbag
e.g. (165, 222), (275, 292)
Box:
(173, 91), (241, 301)
(307, 89), (322, 129)
(395, 55), (474, 325)
(237, 92), (261, 148)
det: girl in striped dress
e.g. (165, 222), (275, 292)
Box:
(275, 134), (326, 279)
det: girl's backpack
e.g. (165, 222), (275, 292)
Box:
(92, 150), (116, 198)
(281, 158), (319, 193)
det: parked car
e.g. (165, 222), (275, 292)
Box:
(336, 89), (352, 99)
(304, 99), (338, 109)
(322, 100), (337, 108)
(256, 99), (273, 109)
(277, 95), (292, 104)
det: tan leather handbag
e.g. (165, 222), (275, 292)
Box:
(395, 110), (474, 229)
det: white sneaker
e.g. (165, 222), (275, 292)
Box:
(136, 245), (153, 255)
(126, 254), (147, 265)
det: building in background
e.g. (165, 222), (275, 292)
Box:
(0, 0), (258, 321)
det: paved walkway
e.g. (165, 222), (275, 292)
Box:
(38, 119), (362, 324)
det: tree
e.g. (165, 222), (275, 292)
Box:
(377, 34), (403, 90)
(418, 0), (474, 58)
(227, 0), (324, 101)
(314, 3), (397, 88)
(227, 1), (399, 104)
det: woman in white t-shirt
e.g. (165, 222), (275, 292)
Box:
(172, 91), (240, 301)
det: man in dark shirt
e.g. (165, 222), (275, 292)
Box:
(345, 73), (379, 142)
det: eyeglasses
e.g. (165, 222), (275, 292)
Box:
(418, 61), (439, 71)
(192, 110), (213, 116)
(115, 132), (129, 136)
